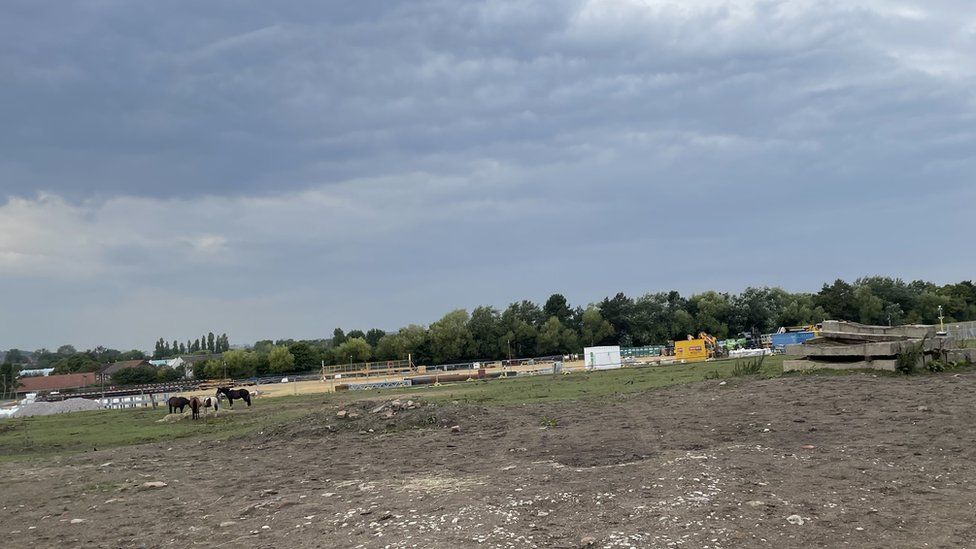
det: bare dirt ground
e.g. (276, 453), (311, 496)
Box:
(4, 372), (976, 548)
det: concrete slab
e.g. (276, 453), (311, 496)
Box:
(783, 359), (897, 372)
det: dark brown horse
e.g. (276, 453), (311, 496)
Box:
(189, 397), (202, 420)
(168, 396), (190, 414)
(216, 387), (251, 408)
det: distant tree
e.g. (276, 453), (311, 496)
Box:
(57, 345), (77, 355)
(4, 349), (25, 365)
(156, 366), (182, 383)
(335, 338), (372, 363)
(332, 328), (347, 347)
(112, 365), (158, 386)
(179, 342), (186, 354)
(122, 349), (146, 360)
(192, 339), (201, 352)
(0, 363), (21, 399)
(51, 353), (100, 374)
(543, 294), (574, 326)
(268, 346), (296, 374)
(537, 316), (578, 355)
(207, 332), (215, 353)
(253, 340), (274, 354)
(347, 329), (366, 340)
(365, 329), (386, 348)
(287, 342), (317, 371)
(815, 279), (858, 321)
(429, 310), (473, 363)
(581, 306), (613, 346)
(374, 334), (403, 361)
(468, 306), (502, 358)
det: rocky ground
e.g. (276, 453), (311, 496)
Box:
(3, 372), (976, 548)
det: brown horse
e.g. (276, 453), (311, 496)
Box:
(168, 396), (190, 414)
(189, 397), (202, 420)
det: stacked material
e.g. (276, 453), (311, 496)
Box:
(784, 320), (976, 372)
(10, 398), (103, 418)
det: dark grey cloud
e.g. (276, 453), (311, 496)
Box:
(1, 0), (974, 349)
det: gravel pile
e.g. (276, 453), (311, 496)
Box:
(11, 398), (103, 418)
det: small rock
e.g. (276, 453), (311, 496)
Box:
(219, 521), (237, 528)
(262, 525), (271, 530)
(70, 519), (86, 524)
(348, 412), (361, 419)
(801, 444), (816, 450)
(580, 535), (597, 546)
(382, 411), (394, 419)
(786, 514), (805, 525)
(99, 462), (112, 467)
(336, 410), (347, 419)
(745, 500), (765, 507)
(451, 425), (461, 433)
(718, 381), (727, 386)
(370, 404), (386, 414)
(139, 481), (168, 489)
(917, 406), (929, 412)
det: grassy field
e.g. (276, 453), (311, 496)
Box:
(0, 355), (787, 462)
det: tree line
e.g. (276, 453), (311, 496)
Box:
(152, 332), (229, 359)
(4, 277), (975, 383)
(192, 277), (976, 379)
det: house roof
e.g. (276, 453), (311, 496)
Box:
(100, 359), (150, 376)
(18, 373), (99, 392)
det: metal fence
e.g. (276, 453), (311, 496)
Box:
(945, 321), (976, 340)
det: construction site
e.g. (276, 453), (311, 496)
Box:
(2, 318), (976, 548)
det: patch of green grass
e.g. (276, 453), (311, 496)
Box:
(0, 356), (788, 461)
(0, 397), (314, 463)
(408, 355), (786, 405)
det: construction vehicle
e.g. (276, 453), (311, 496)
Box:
(673, 332), (725, 362)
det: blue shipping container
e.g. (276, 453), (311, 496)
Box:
(770, 331), (815, 350)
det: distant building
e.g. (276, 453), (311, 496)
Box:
(18, 372), (99, 393)
(98, 359), (151, 381)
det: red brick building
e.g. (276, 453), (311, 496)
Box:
(17, 373), (99, 393)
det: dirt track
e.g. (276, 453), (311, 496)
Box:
(4, 372), (976, 548)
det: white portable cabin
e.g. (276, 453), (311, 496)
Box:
(584, 346), (622, 370)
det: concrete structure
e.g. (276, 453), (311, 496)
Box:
(784, 320), (974, 372)
(584, 346), (622, 370)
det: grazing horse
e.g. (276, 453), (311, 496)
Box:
(189, 397), (202, 420)
(201, 395), (219, 414)
(216, 387), (251, 408)
(168, 396), (190, 414)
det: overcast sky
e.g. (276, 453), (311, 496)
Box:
(1, 0), (974, 351)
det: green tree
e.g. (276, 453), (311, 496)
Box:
(580, 306), (613, 346)
(689, 291), (730, 338)
(365, 329), (386, 348)
(287, 342), (317, 371)
(543, 294), (573, 326)
(537, 316), (579, 355)
(57, 345), (77, 355)
(207, 332), (215, 353)
(0, 363), (20, 399)
(429, 310), (473, 363)
(268, 346), (296, 374)
(468, 306), (502, 358)
(4, 349), (25, 364)
(335, 338), (372, 363)
(332, 328), (347, 347)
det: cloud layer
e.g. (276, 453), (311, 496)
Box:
(1, 0), (974, 349)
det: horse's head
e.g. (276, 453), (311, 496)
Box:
(215, 387), (224, 396)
